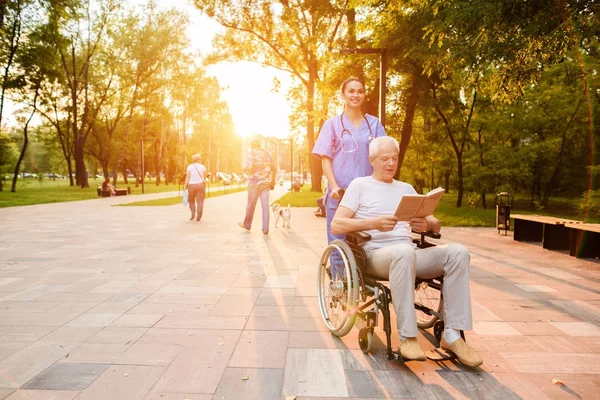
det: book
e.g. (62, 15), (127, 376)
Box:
(394, 187), (446, 221)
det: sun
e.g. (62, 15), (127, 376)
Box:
(151, 1), (295, 140)
(207, 62), (294, 139)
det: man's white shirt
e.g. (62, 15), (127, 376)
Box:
(339, 176), (418, 250)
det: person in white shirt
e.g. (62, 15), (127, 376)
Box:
(184, 154), (207, 221)
(331, 136), (482, 367)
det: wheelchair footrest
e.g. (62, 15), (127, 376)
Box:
(425, 348), (455, 361)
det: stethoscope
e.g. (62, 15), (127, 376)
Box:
(337, 112), (374, 153)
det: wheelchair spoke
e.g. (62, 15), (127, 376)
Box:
(415, 280), (442, 329)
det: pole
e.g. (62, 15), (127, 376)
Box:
(141, 139), (145, 194)
(380, 48), (387, 128)
(290, 137), (294, 192)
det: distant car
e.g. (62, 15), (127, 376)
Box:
(22, 173), (38, 179)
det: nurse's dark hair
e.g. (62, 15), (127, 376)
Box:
(341, 77), (364, 92)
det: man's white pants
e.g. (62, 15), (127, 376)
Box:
(365, 243), (473, 338)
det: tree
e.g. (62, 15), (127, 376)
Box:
(48, 0), (120, 188)
(194, 0), (350, 192)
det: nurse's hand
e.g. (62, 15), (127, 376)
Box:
(331, 187), (343, 200)
(373, 215), (398, 232)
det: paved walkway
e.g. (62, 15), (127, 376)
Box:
(0, 189), (599, 399)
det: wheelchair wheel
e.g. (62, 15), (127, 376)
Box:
(415, 279), (443, 330)
(358, 327), (374, 353)
(317, 240), (360, 337)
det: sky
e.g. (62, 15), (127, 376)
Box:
(167, 0), (295, 139)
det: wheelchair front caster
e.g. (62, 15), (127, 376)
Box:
(433, 320), (444, 344)
(358, 327), (374, 354)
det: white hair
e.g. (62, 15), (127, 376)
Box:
(369, 136), (399, 159)
(191, 154), (201, 163)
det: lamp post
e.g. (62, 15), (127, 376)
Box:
(290, 135), (294, 192)
(339, 48), (387, 127)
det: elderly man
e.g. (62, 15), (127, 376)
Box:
(331, 136), (482, 367)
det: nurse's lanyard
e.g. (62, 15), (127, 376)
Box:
(338, 113), (374, 153)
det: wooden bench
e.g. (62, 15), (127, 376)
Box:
(96, 188), (128, 197)
(565, 223), (600, 259)
(511, 214), (583, 251)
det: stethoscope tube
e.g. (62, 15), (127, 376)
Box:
(340, 112), (374, 142)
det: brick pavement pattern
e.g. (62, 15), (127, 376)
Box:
(0, 188), (599, 399)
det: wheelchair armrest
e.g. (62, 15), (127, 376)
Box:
(345, 231), (372, 245)
(414, 230), (441, 240)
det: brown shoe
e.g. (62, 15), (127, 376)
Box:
(398, 338), (426, 361)
(441, 338), (483, 368)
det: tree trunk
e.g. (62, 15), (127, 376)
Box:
(0, 2), (21, 133)
(306, 64), (319, 192)
(11, 133), (28, 192)
(66, 157), (74, 186)
(396, 81), (420, 179)
(456, 154), (464, 207)
(11, 80), (39, 192)
(444, 170), (450, 193)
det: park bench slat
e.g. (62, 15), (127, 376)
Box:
(565, 223), (600, 233)
(511, 214), (583, 225)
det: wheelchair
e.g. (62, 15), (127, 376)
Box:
(317, 230), (461, 361)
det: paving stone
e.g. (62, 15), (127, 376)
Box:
(22, 363), (109, 390)
(75, 365), (164, 400)
(282, 349), (348, 397)
(213, 368), (284, 400)
(228, 330), (289, 368)
(4, 390), (78, 400)
(549, 321), (600, 336)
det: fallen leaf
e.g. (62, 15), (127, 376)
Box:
(552, 379), (564, 386)
(124, 373), (129, 377)
(242, 374), (249, 380)
(284, 396), (297, 400)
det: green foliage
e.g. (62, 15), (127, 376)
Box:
(580, 190), (600, 218)
(0, 133), (18, 177)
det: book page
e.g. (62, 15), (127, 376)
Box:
(394, 194), (425, 221)
(416, 187), (445, 217)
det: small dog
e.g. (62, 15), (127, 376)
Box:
(271, 203), (291, 228)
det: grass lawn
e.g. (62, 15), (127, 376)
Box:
(274, 185), (321, 207)
(0, 178), (181, 208)
(119, 186), (246, 206)
(276, 186), (599, 227)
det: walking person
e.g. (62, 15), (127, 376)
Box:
(239, 138), (277, 234)
(184, 154), (207, 221)
(312, 76), (387, 244)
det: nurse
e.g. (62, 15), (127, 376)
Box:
(312, 77), (387, 244)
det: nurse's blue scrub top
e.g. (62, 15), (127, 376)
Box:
(312, 113), (386, 208)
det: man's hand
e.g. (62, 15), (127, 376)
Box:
(409, 217), (429, 233)
(373, 215), (398, 232)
